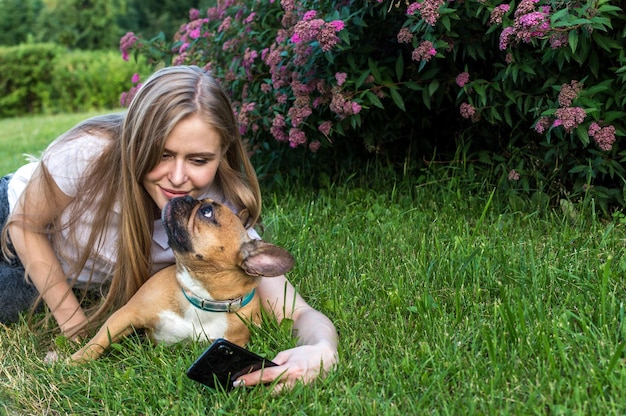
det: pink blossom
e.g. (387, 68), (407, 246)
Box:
(407, 2), (421, 15)
(189, 28), (201, 39)
(318, 121), (332, 136)
(280, 0), (295, 12)
(508, 169), (520, 181)
(534, 116), (551, 134)
(243, 12), (257, 24)
(218, 16), (232, 33)
(549, 32), (568, 49)
(271, 114), (287, 142)
(460, 102), (476, 119)
(489, 4), (510, 25)
(456, 72), (470, 87)
(318, 24), (340, 51)
(288, 128), (307, 148)
(329, 20), (345, 32)
(417, 0), (445, 26)
(131, 73), (140, 84)
(558, 80), (583, 107)
(411, 41), (436, 62)
(589, 123), (616, 151)
(189, 9), (200, 21)
(397, 27), (414, 44)
(303, 10), (317, 20)
(351, 102), (362, 115)
(499, 27), (515, 50)
(588, 122), (601, 137)
(120, 32), (138, 61)
(309, 141), (321, 152)
(554, 107), (586, 133)
(335, 72), (347, 86)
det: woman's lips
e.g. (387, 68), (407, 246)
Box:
(160, 187), (190, 200)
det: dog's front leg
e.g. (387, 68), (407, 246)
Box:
(71, 306), (146, 362)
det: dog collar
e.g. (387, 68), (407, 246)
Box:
(181, 288), (256, 313)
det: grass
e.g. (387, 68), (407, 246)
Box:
(1, 112), (625, 414)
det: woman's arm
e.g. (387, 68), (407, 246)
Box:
(8, 168), (86, 337)
(233, 275), (339, 391)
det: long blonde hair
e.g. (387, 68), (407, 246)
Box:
(4, 66), (262, 336)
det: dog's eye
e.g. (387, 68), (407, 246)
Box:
(200, 205), (214, 219)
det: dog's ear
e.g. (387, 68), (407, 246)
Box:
(239, 240), (295, 277)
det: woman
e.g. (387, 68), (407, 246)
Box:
(0, 65), (337, 391)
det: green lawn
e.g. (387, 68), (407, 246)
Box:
(1, 112), (625, 415)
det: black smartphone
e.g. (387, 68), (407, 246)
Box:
(186, 338), (277, 391)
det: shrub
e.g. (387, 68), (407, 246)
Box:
(0, 45), (149, 117)
(49, 49), (150, 113)
(121, 0), (626, 209)
(0, 43), (61, 117)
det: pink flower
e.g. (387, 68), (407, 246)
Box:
(218, 16), (232, 33)
(335, 72), (347, 86)
(407, 2), (421, 15)
(534, 116), (551, 134)
(318, 24), (340, 51)
(489, 4), (510, 25)
(131, 73), (140, 84)
(588, 122), (601, 137)
(589, 123), (616, 151)
(303, 10), (317, 20)
(554, 107), (586, 133)
(456, 72), (470, 87)
(508, 169), (520, 181)
(243, 12), (257, 24)
(558, 80), (583, 107)
(280, 0), (295, 12)
(119, 32), (138, 61)
(309, 141), (321, 152)
(460, 102), (476, 119)
(329, 20), (345, 32)
(189, 8), (200, 21)
(318, 121), (332, 136)
(411, 41), (436, 62)
(397, 27), (414, 44)
(351, 102), (362, 114)
(189, 28), (201, 39)
(288, 128), (307, 148)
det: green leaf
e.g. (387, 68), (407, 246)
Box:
(568, 30), (578, 54)
(368, 58), (382, 82)
(395, 54), (404, 82)
(356, 70), (371, 89)
(365, 91), (384, 109)
(389, 87), (406, 112)
(428, 80), (440, 97)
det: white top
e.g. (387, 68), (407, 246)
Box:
(7, 134), (259, 285)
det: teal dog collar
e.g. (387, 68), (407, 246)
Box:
(182, 288), (256, 313)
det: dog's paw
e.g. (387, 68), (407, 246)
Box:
(44, 350), (60, 365)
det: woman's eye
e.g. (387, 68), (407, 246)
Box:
(191, 158), (209, 165)
(200, 205), (214, 219)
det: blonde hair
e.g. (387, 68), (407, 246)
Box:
(4, 66), (261, 336)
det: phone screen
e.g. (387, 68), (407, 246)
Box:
(186, 338), (277, 391)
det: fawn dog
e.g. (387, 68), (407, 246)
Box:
(71, 196), (294, 362)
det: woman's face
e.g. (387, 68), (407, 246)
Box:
(143, 114), (222, 210)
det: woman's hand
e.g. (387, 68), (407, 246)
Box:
(233, 341), (338, 393)
(240, 275), (339, 393)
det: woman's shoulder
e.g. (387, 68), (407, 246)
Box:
(42, 133), (113, 197)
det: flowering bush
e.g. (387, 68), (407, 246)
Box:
(120, 0), (626, 209)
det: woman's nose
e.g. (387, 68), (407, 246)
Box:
(168, 161), (188, 186)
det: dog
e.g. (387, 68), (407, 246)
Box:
(71, 196), (294, 362)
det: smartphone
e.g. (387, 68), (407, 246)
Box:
(186, 338), (277, 391)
